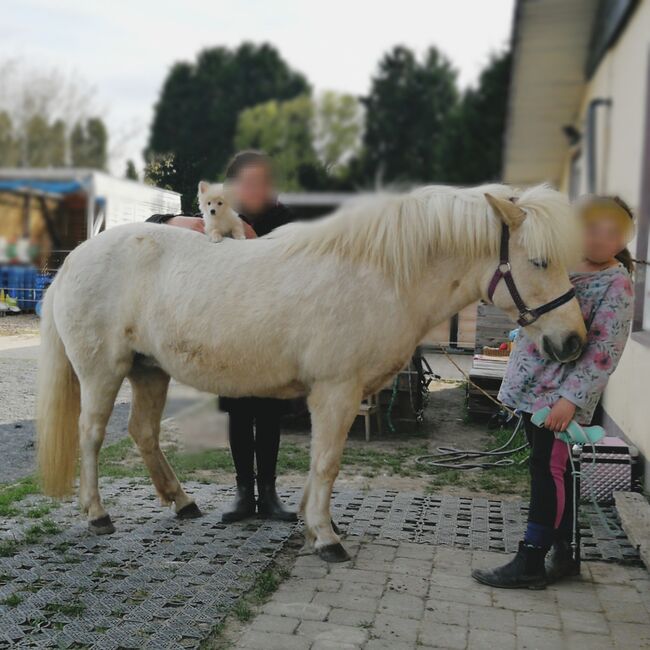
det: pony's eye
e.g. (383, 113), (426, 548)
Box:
(530, 258), (548, 269)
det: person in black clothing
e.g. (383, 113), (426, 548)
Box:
(147, 150), (296, 523)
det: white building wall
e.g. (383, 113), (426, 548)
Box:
(560, 1), (650, 484)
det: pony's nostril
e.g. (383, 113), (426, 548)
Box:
(566, 333), (584, 357)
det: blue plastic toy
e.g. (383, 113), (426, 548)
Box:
(531, 407), (605, 445)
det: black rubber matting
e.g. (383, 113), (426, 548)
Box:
(0, 482), (641, 648)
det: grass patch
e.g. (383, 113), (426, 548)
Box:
(24, 519), (60, 544)
(26, 505), (52, 519)
(1, 593), (22, 607)
(0, 477), (40, 517)
(232, 600), (253, 622)
(44, 601), (86, 617)
(0, 540), (18, 558)
(425, 426), (529, 495)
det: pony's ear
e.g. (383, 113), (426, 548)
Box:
(198, 181), (209, 194)
(485, 193), (526, 229)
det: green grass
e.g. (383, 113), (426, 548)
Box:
(23, 519), (60, 544)
(425, 426), (529, 495)
(44, 601), (86, 617)
(1, 593), (23, 607)
(0, 540), (18, 558)
(232, 600), (253, 622)
(0, 477), (40, 517)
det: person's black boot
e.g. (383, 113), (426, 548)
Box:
(545, 539), (580, 583)
(221, 477), (256, 523)
(472, 542), (548, 590)
(257, 477), (297, 522)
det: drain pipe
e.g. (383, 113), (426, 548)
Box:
(587, 98), (612, 193)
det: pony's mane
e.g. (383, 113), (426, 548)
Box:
(271, 184), (580, 289)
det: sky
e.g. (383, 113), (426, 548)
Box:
(1, 0), (515, 176)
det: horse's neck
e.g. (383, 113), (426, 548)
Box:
(406, 256), (488, 336)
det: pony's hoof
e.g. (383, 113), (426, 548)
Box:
(318, 543), (350, 563)
(177, 502), (202, 519)
(89, 515), (115, 535)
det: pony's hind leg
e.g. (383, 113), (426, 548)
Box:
(127, 366), (200, 519)
(304, 380), (362, 563)
(78, 374), (124, 534)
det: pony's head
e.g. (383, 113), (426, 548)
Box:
(484, 191), (586, 362)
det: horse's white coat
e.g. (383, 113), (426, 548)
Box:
(37, 184), (587, 555)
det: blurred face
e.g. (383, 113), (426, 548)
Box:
(231, 163), (275, 216)
(583, 210), (628, 264)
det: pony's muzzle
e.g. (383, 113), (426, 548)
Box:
(542, 332), (585, 363)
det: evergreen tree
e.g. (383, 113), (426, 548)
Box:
(361, 46), (458, 185)
(438, 50), (512, 184)
(147, 42), (309, 209)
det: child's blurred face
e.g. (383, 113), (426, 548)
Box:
(583, 211), (627, 263)
(232, 163), (275, 215)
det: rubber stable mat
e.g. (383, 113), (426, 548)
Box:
(331, 490), (641, 564)
(0, 482), (640, 648)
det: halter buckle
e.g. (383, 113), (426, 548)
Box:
(518, 309), (537, 326)
(498, 262), (512, 274)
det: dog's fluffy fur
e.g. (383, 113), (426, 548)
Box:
(198, 181), (246, 242)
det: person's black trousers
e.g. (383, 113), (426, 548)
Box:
(522, 414), (574, 544)
(222, 397), (285, 482)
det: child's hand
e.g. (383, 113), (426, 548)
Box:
(545, 398), (577, 432)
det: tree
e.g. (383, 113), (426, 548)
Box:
(0, 111), (19, 166)
(70, 118), (108, 169)
(438, 50), (512, 184)
(235, 95), (316, 190)
(147, 43), (310, 209)
(361, 46), (458, 185)
(125, 159), (138, 180)
(24, 116), (66, 167)
(0, 59), (105, 167)
(313, 92), (363, 174)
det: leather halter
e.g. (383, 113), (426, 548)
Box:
(487, 224), (576, 327)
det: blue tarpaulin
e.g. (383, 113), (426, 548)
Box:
(0, 179), (84, 194)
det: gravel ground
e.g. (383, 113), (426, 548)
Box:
(0, 314), (39, 336)
(0, 354), (200, 484)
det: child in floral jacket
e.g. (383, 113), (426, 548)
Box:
(473, 195), (635, 590)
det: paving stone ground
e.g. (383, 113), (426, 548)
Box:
(234, 538), (650, 650)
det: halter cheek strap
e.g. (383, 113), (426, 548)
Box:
(487, 224), (576, 327)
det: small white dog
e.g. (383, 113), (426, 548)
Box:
(197, 181), (246, 242)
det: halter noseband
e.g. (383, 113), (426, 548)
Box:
(487, 224), (576, 327)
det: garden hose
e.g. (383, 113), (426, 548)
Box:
(415, 413), (529, 470)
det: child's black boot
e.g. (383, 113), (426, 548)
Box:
(545, 538), (580, 583)
(472, 541), (547, 589)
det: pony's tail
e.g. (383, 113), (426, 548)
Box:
(36, 283), (80, 497)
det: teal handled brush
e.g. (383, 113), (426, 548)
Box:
(531, 407), (606, 445)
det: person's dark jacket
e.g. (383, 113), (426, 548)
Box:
(146, 201), (294, 414)
(146, 201), (292, 236)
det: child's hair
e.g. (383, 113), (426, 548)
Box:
(582, 194), (635, 273)
(224, 150), (272, 180)
(610, 196), (635, 273)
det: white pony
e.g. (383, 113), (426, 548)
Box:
(37, 184), (587, 562)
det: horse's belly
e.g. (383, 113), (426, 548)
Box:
(150, 346), (305, 399)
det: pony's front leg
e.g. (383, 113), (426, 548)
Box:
(304, 380), (362, 562)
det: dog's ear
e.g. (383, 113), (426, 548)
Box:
(198, 181), (209, 195)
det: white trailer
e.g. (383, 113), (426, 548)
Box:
(0, 168), (181, 239)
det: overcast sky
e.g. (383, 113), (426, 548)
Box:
(2, 0), (515, 175)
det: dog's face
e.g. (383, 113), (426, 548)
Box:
(197, 181), (235, 218)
